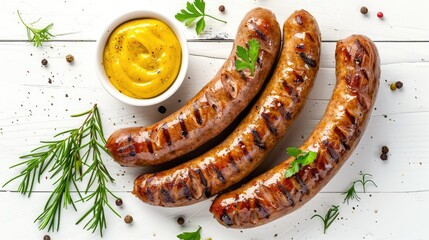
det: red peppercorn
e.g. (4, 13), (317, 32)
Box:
(377, 12), (384, 18)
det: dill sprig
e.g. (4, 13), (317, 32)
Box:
(3, 104), (120, 235)
(17, 10), (54, 47)
(311, 205), (340, 234)
(342, 172), (377, 204)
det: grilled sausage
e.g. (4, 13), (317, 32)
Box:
(133, 10), (321, 207)
(106, 8), (281, 166)
(210, 34), (380, 228)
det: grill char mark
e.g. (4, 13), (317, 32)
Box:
(210, 164), (226, 183)
(195, 169), (211, 198)
(238, 140), (252, 162)
(261, 112), (278, 135)
(179, 113), (188, 138)
(334, 126), (350, 150)
(250, 21), (268, 41)
(251, 129), (266, 150)
(299, 52), (317, 67)
(193, 102), (203, 125)
(324, 140), (340, 163)
(282, 81), (299, 102)
(161, 124), (172, 146)
(145, 137), (154, 154)
(277, 181), (295, 207)
(160, 187), (174, 203)
(294, 175), (309, 195)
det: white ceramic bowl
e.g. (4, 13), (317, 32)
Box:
(95, 10), (189, 106)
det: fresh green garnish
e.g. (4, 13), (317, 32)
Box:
(2, 104), (120, 235)
(235, 39), (260, 76)
(343, 172), (377, 204)
(284, 147), (318, 178)
(17, 10), (54, 47)
(312, 205), (340, 234)
(175, 0), (227, 35)
(177, 226), (202, 240)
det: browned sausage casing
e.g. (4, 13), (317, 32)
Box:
(210, 34), (381, 228)
(106, 8), (281, 166)
(133, 10), (321, 207)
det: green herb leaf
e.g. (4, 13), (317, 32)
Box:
(287, 147), (302, 157)
(285, 147), (318, 178)
(312, 205), (339, 234)
(17, 10), (54, 47)
(235, 39), (260, 76)
(196, 17), (206, 36)
(3, 104), (120, 235)
(342, 172), (377, 204)
(175, 0), (226, 35)
(177, 226), (201, 240)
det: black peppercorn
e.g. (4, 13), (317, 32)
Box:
(219, 5), (225, 12)
(66, 54), (74, 63)
(41, 59), (48, 66)
(124, 215), (133, 224)
(177, 217), (185, 225)
(380, 153), (388, 161)
(43, 235), (51, 240)
(360, 6), (368, 15)
(395, 81), (403, 89)
(115, 198), (123, 206)
(381, 146), (389, 154)
(158, 106), (167, 114)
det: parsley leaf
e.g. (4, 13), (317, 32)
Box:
(285, 147), (318, 178)
(235, 39), (260, 76)
(175, 0), (226, 35)
(177, 226), (201, 240)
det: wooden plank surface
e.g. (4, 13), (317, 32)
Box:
(0, 0), (428, 239)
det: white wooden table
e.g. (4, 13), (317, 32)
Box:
(1, 1), (428, 239)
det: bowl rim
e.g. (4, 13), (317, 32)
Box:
(95, 10), (189, 106)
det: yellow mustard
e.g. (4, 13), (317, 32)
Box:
(103, 19), (182, 99)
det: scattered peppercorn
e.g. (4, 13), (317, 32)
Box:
(380, 153), (388, 161)
(158, 106), (167, 114)
(377, 12), (384, 18)
(390, 83), (397, 91)
(360, 6), (368, 15)
(219, 5), (225, 12)
(41, 59), (48, 66)
(66, 54), (74, 63)
(115, 198), (123, 206)
(124, 215), (133, 224)
(177, 217), (185, 225)
(43, 235), (51, 240)
(395, 81), (403, 89)
(381, 146), (389, 154)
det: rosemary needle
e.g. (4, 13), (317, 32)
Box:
(17, 10), (54, 47)
(312, 205), (340, 234)
(3, 104), (120, 235)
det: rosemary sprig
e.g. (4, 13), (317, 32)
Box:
(3, 104), (119, 235)
(311, 205), (340, 234)
(342, 172), (377, 204)
(17, 10), (54, 47)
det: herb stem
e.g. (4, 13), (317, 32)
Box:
(206, 14), (227, 23)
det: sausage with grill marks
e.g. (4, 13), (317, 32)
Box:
(133, 10), (321, 207)
(106, 8), (281, 166)
(210, 34), (380, 228)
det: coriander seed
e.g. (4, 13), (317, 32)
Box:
(381, 146), (389, 154)
(66, 54), (74, 63)
(390, 83), (397, 91)
(380, 153), (388, 161)
(177, 217), (185, 225)
(219, 5), (225, 12)
(115, 198), (123, 206)
(43, 235), (51, 240)
(360, 6), (368, 15)
(124, 215), (133, 224)
(395, 81), (403, 89)
(41, 58), (48, 66)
